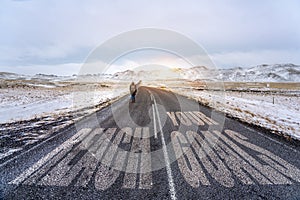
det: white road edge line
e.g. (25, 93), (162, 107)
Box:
(150, 94), (158, 139)
(153, 95), (177, 200)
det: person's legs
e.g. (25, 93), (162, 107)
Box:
(130, 95), (134, 102)
(131, 91), (137, 103)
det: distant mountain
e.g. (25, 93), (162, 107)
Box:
(1, 63), (299, 82)
(111, 66), (214, 81)
(0, 72), (74, 81)
(113, 70), (136, 80)
(0, 72), (29, 80)
(176, 66), (217, 81)
(218, 63), (300, 82)
(0, 72), (115, 82)
(111, 63), (300, 82)
(112, 68), (180, 80)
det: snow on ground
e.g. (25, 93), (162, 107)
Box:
(0, 88), (122, 123)
(0, 80), (128, 161)
(171, 87), (300, 140)
(0, 87), (126, 123)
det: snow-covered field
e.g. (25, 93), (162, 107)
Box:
(1, 87), (69, 123)
(0, 84), (126, 123)
(0, 78), (128, 160)
(171, 87), (300, 140)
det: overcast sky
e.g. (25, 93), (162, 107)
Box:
(0, 0), (300, 75)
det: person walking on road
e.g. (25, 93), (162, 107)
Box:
(129, 82), (137, 103)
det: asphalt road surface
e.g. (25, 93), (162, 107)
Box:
(1, 86), (300, 199)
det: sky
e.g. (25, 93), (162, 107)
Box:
(0, 0), (300, 75)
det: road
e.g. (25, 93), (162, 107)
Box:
(1, 86), (300, 199)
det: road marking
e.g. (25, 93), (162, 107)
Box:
(224, 129), (300, 182)
(166, 112), (179, 126)
(9, 128), (92, 185)
(166, 111), (218, 126)
(0, 124), (78, 168)
(175, 112), (192, 126)
(186, 131), (234, 187)
(37, 128), (104, 187)
(171, 131), (210, 187)
(123, 127), (141, 188)
(243, 125), (299, 153)
(150, 93), (158, 139)
(140, 127), (153, 189)
(153, 94), (177, 200)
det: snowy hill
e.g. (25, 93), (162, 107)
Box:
(176, 66), (217, 81)
(113, 70), (136, 80)
(1, 63), (299, 82)
(31, 73), (74, 82)
(175, 63), (300, 82)
(0, 73), (113, 82)
(112, 64), (300, 82)
(0, 72), (74, 81)
(112, 68), (180, 80)
(218, 64), (300, 82)
(0, 72), (28, 80)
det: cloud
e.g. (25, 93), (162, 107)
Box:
(0, 0), (300, 74)
(0, 63), (82, 76)
(211, 49), (300, 68)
